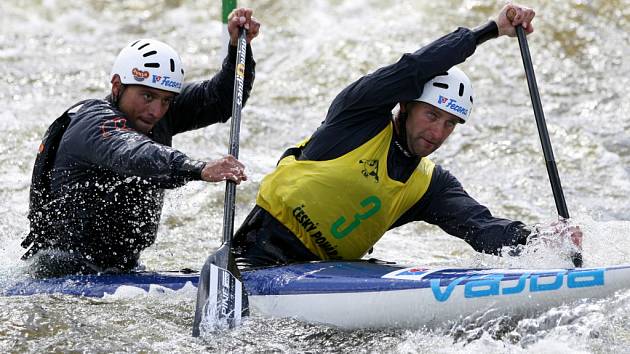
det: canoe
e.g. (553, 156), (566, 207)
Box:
(4, 261), (630, 329)
(2, 271), (199, 298)
(243, 261), (628, 329)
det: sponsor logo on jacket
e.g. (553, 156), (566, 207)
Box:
(100, 117), (130, 138)
(292, 204), (339, 258)
(359, 159), (379, 183)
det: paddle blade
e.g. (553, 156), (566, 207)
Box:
(192, 245), (248, 336)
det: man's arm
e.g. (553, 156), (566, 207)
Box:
(66, 101), (247, 187)
(57, 101), (203, 189)
(302, 22), (502, 161)
(392, 165), (530, 255)
(166, 44), (255, 135)
(321, 2), (537, 130)
(325, 28), (478, 124)
(165, 8), (260, 135)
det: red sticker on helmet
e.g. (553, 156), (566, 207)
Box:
(132, 68), (150, 82)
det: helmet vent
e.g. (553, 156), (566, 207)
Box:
(143, 50), (157, 57)
(470, 96), (473, 103)
(433, 83), (448, 89)
(459, 83), (464, 96)
(138, 43), (150, 50)
(130, 40), (140, 47)
(144, 63), (160, 68)
(170, 58), (175, 72)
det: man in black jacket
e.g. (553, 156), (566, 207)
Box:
(233, 4), (582, 267)
(22, 8), (260, 276)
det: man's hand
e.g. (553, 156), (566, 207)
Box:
(553, 220), (583, 249)
(201, 155), (247, 184)
(496, 3), (536, 37)
(228, 7), (261, 45)
(529, 219), (583, 250)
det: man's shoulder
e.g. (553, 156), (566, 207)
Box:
(66, 98), (130, 134)
(61, 98), (136, 144)
(427, 163), (463, 191)
(71, 99), (120, 119)
(430, 163), (457, 179)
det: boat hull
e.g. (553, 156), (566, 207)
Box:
(3, 261), (630, 329)
(243, 261), (630, 328)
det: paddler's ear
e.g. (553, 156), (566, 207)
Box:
(111, 74), (122, 97)
(394, 102), (407, 134)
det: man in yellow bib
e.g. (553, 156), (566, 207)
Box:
(233, 3), (581, 267)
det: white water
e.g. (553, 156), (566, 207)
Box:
(1, 0), (630, 352)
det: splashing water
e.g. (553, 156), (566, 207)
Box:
(2, 0), (630, 353)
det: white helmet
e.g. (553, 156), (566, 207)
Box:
(413, 66), (473, 123)
(111, 39), (185, 94)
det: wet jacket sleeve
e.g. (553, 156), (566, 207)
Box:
(67, 102), (205, 188)
(165, 44), (256, 135)
(302, 27), (478, 161)
(325, 27), (477, 125)
(393, 166), (529, 254)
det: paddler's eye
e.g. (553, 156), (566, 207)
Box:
(142, 93), (153, 102)
(426, 110), (438, 121)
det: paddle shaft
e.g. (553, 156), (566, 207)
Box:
(222, 28), (247, 244)
(191, 29), (249, 337)
(513, 27), (569, 219)
(508, 10), (582, 267)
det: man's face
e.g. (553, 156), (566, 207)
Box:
(117, 85), (175, 134)
(404, 102), (461, 157)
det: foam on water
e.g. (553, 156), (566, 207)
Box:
(102, 281), (198, 299)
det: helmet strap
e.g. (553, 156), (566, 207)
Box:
(394, 111), (413, 158)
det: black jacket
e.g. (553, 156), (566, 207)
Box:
(23, 44), (255, 270)
(303, 26), (529, 254)
(237, 24), (527, 262)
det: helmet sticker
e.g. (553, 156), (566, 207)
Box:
(132, 68), (149, 82)
(439, 96), (469, 116)
(151, 75), (182, 90)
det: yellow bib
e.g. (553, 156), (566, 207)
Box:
(256, 123), (435, 259)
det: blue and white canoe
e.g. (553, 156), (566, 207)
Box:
(3, 261), (630, 329)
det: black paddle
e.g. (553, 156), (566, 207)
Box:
(507, 9), (582, 267)
(192, 28), (249, 337)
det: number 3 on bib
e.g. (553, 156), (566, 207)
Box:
(330, 195), (381, 239)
